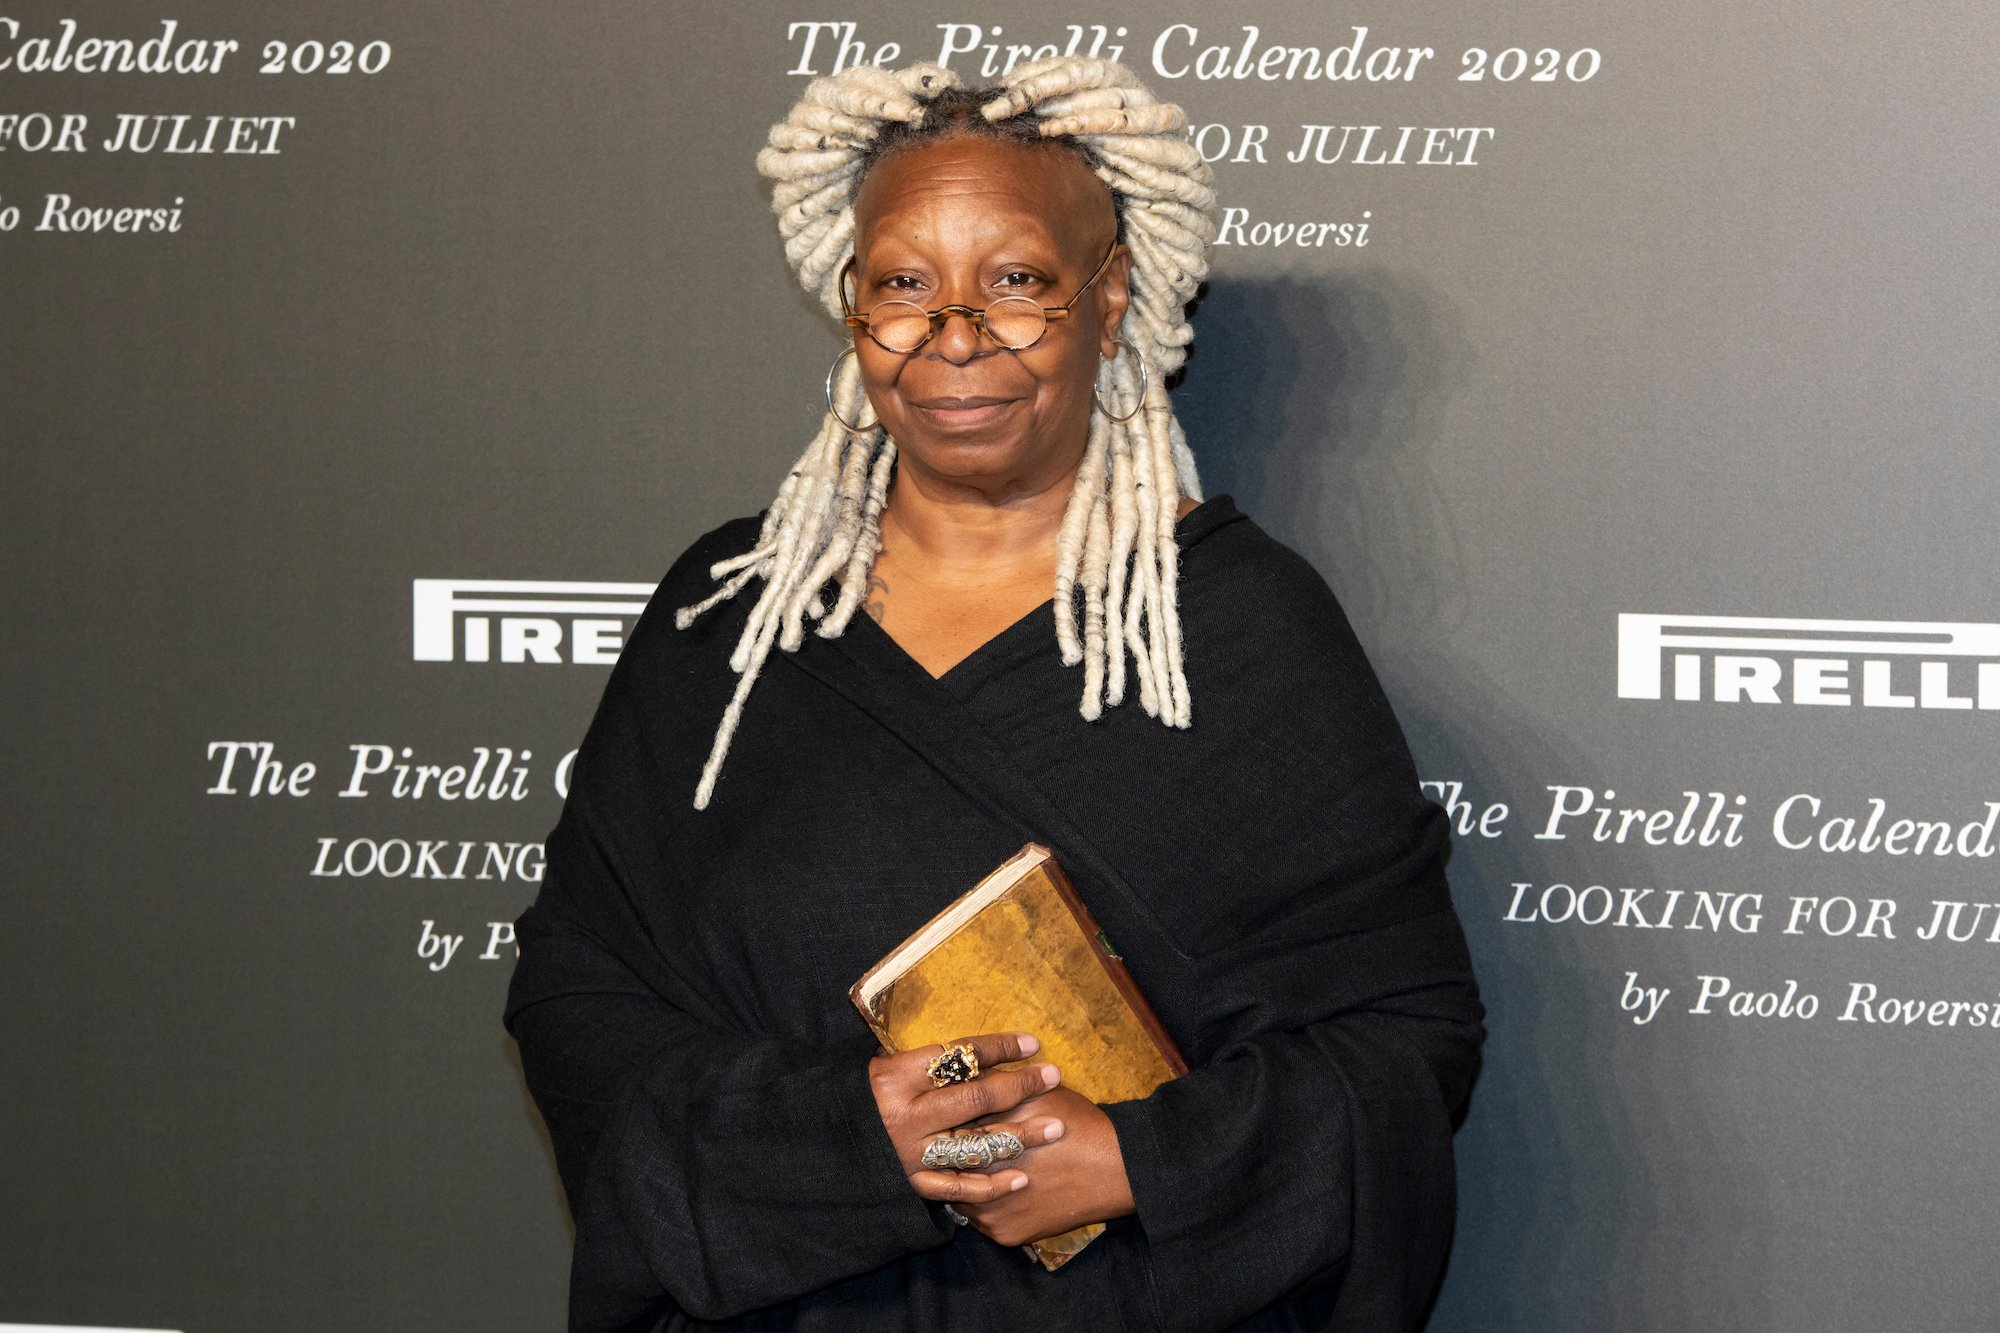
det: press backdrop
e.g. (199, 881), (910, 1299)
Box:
(6, 3), (1997, 1330)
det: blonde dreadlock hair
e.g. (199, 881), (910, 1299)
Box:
(677, 58), (1219, 808)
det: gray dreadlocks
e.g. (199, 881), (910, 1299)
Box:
(676, 58), (1220, 808)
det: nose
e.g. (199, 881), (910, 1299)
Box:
(929, 306), (986, 365)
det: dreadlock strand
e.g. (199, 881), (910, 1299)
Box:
(984, 57), (1144, 116)
(784, 99), (883, 146)
(1121, 405), (1165, 718)
(1053, 409), (1110, 665)
(1101, 371), (1143, 707)
(794, 209), (857, 295)
(674, 563), (762, 631)
(708, 545), (772, 580)
(771, 164), (862, 223)
(1033, 87), (1138, 117)
(822, 439), (897, 635)
(783, 375), (879, 642)
(730, 417), (841, 671)
(1168, 411), (1203, 506)
(1142, 381), (1190, 725)
(783, 433), (872, 642)
(1078, 482), (1113, 720)
(1038, 103), (1188, 139)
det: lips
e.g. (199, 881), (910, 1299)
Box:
(914, 395), (1014, 411)
(908, 395), (1020, 429)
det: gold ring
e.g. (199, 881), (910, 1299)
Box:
(926, 1043), (981, 1088)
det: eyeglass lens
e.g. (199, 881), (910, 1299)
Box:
(867, 297), (1047, 353)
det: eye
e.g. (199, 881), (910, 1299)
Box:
(864, 269), (929, 300)
(994, 270), (1040, 290)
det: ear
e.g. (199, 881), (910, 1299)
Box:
(1097, 243), (1134, 361)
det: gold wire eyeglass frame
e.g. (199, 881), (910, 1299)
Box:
(837, 243), (1120, 353)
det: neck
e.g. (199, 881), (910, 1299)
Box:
(878, 450), (1082, 575)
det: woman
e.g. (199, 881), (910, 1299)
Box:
(505, 57), (1482, 1333)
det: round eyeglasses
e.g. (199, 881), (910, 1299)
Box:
(838, 244), (1119, 354)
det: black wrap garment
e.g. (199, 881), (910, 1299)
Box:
(504, 495), (1483, 1332)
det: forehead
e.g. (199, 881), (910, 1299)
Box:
(853, 135), (1116, 256)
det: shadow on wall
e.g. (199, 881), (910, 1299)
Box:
(1174, 273), (1757, 1330)
(1173, 269), (1473, 643)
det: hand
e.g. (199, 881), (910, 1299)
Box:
(953, 1085), (1135, 1247)
(868, 1031), (1068, 1208)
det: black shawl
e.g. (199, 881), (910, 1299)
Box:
(504, 495), (1483, 1332)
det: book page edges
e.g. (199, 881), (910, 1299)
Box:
(848, 842), (1053, 1028)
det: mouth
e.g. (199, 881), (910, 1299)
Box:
(908, 396), (1020, 430)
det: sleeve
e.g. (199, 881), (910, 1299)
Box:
(507, 889), (955, 1330)
(1098, 810), (1480, 1333)
(503, 539), (954, 1330)
(1096, 540), (1485, 1333)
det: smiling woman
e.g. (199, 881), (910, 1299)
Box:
(505, 56), (1482, 1333)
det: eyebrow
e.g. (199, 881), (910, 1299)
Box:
(863, 255), (1061, 270)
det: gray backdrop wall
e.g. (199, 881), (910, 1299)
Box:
(6, 2), (1996, 1330)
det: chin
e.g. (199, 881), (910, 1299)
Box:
(896, 434), (1029, 478)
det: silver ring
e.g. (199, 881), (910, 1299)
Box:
(943, 1204), (972, 1227)
(921, 1130), (1026, 1171)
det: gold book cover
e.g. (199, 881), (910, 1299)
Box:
(851, 843), (1187, 1271)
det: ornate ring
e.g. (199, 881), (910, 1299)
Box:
(982, 1130), (1025, 1162)
(921, 1130), (1026, 1171)
(926, 1043), (981, 1088)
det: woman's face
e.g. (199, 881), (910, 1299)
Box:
(849, 135), (1131, 500)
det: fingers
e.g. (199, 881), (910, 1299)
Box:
(959, 1115), (1066, 1153)
(910, 1031), (1041, 1088)
(918, 1060), (1060, 1129)
(910, 1167), (1030, 1205)
(898, 1031), (1059, 1132)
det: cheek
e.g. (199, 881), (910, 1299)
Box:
(1035, 339), (1101, 417)
(848, 343), (904, 417)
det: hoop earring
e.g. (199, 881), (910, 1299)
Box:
(825, 347), (879, 432)
(1093, 339), (1148, 424)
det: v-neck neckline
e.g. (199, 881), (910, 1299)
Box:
(848, 592), (1054, 691)
(839, 493), (1244, 694)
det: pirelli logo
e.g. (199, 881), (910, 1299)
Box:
(412, 579), (656, 665)
(1617, 614), (2000, 710)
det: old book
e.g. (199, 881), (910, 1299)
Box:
(850, 842), (1188, 1271)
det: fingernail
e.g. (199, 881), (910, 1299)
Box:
(1019, 1034), (1040, 1055)
(1046, 1121), (1065, 1141)
(1041, 1064), (1060, 1087)
(1011, 1175), (1028, 1191)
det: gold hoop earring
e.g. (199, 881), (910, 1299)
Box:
(1093, 339), (1148, 424)
(825, 347), (880, 432)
